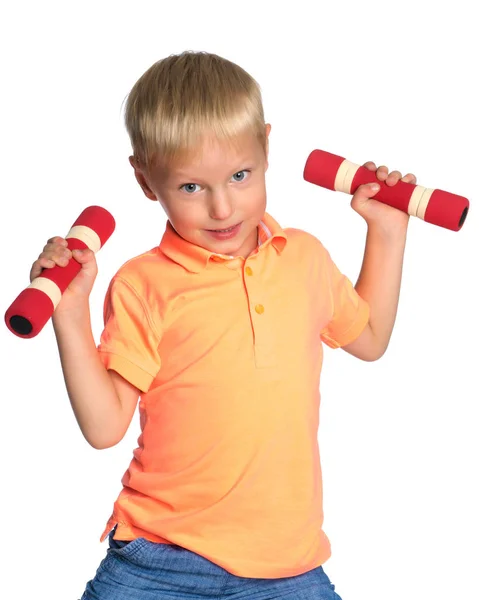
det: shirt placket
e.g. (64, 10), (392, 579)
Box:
(242, 260), (276, 369)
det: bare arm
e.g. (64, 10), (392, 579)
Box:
(342, 163), (415, 361)
(343, 223), (408, 361)
(52, 304), (140, 449)
(31, 236), (140, 448)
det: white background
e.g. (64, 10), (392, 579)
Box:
(1, 1), (478, 599)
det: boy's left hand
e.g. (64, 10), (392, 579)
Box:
(350, 162), (417, 233)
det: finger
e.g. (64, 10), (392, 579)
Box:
(56, 247), (72, 266)
(385, 170), (403, 185)
(401, 172), (417, 185)
(30, 257), (54, 282)
(39, 247), (72, 267)
(29, 264), (40, 282)
(376, 165), (389, 181)
(363, 161), (377, 171)
(46, 236), (68, 246)
(38, 256), (56, 268)
(43, 240), (68, 253)
(30, 245), (73, 281)
(39, 247), (71, 260)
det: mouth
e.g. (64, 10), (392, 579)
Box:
(205, 221), (242, 240)
(206, 222), (241, 233)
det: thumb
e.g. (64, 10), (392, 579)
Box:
(72, 248), (96, 263)
(357, 182), (380, 199)
(72, 248), (97, 281)
(351, 182), (380, 207)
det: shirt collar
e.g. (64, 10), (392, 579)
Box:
(158, 212), (288, 273)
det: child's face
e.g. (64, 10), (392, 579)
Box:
(131, 125), (271, 259)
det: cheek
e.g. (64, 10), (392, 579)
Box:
(242, 181), (266, 206)
(169, 204), (204, 231)
(249, 189), (267, 214)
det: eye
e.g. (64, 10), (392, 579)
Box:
(232, 170), (250, 182)
(180, 183), (201, 194)
(179, 170), (251, 194)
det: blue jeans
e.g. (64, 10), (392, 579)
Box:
(80, 527), (343, 599)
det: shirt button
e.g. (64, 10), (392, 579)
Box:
(255, 304), (264, 314)
(245, 266), (253, 276)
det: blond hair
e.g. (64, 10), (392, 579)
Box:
(123, 51), (267, 172)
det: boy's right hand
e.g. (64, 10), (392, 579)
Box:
(30, 236), (98, 314)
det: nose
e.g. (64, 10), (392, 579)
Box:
(208, 189), (234, 221)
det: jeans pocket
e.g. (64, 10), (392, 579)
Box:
(108, 534), (148, 558)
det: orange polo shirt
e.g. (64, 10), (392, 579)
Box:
(96, 211), (369, 578)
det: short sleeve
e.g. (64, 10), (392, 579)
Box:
(320, 250), (370, 349)
(97, 276), (162, 392)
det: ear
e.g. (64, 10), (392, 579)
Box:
(264, 123), (272, 171)
(129, 156), (158, 201)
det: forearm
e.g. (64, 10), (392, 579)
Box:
(354, 223), (408, 353)
(52, 305), (125, 449)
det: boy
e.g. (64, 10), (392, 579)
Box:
(31, 51), (416, 599)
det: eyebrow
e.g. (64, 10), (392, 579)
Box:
(170, 161), (254, 181)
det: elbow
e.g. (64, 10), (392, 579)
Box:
(370, 344), (388, 361)
(81, 412), (130, 450)
(359, 353), (381, 362)
(88, 439), (119, 450)
(88, 438), (122, 450)
(85, 431), (125, 450)
(358, 343), (387, 362)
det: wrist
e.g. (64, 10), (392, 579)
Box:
(366, 219), (409, 244)
(52, 302), (91, 328)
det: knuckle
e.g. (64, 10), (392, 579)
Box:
(46, 236), (66, 247)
